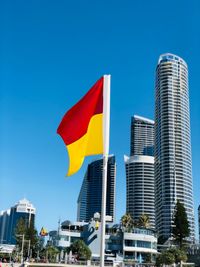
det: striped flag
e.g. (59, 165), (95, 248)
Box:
(57, 77), (105, 176)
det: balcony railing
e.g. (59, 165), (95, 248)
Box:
(124, 228), (157, 237)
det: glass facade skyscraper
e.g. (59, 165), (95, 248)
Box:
(125, 116), (155, 228)
(77, 172), (88, 222)
(0, 199), (36, 244)
(77, 155), (116, 222)
(155, 53), (195, 242)
(0, 210), (10, 244)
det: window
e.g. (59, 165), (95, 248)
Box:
(125, 240), (135, 247)
(136, 241), (151, 248)
(59, 235), (69, 241)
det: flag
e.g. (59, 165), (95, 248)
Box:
(57, 77), (105, 176)
(40, 227), (48, 236)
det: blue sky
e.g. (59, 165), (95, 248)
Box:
(0, 0), (200, 238)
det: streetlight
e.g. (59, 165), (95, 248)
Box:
(27, 240), (31, 259)
(16, 235), (31, 262)
(16, 234), (25, 263)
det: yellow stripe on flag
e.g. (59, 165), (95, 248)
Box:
(66, 113), (103, 176)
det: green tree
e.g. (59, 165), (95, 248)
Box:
(156, 248), (187, 266)
(37, 236), (45, 253)
(45, 246), (59, 262)
(120, 213), (134, 232)
(175, 249), (187, 263)
(137, 214), (150, 228)
(26, 221), (39, 257)
(15, 218), (26, 243)
(156, 250), (175, 265)
(169, 248), (187, 263)
(70, 240), (91, 260)
(15, 217), (39, 258)
(172, 200), (190, 248)
(15, 217), (27, 260)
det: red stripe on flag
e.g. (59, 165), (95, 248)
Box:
(57, 77), (103, 145)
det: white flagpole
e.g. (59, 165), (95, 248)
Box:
(100, 74), (110, 267)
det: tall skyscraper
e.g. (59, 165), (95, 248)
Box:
(155, 53), (195, 242)
(125, 116), (155, 228)
(0, 199), (36, 244)
(0, 210), (10, 244)
(77, 155), (116, 222)
(130, 115), (154, 156)
(77, 172), (88, 222)
(125, 155), (155, 228)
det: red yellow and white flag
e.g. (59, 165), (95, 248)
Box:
(57, 76), (110, 176)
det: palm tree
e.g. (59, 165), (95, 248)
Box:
(137, 214), (150, 228)
(40, 245), (59, 263)
(120, 213), (134, 232)
(70, 240), (91, 260)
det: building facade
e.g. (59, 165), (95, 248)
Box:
(0, 210), (11, 244)
(130, 115), (154, 157)
(123, 228), (157, 263)
(125, 116), (155, 228)
(77, 172), (88, 222)
(53, 220), (87, 248)
(77, 155), (116, 222)
(155, 53), (195, 242)
(0, 199), (36, 244)
(125, 155), (155, 228)
(50, 217), (157, 263)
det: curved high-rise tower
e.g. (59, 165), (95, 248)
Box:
(155, 53), (195, 242)
(125, 155), (155, 228)
(125, 115), (155, 229)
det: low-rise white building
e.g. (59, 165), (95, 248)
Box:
(49, 217), (157, 264)
(123, 228), (157, 263)
(49, 220), (87, 248)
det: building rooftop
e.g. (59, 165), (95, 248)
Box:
(13, 198), (36, 214)
(158, 53), (187, 67)
(124, 155), (154, 164)
(61, 220), (87, 227)
(133, 115), (154, 125)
